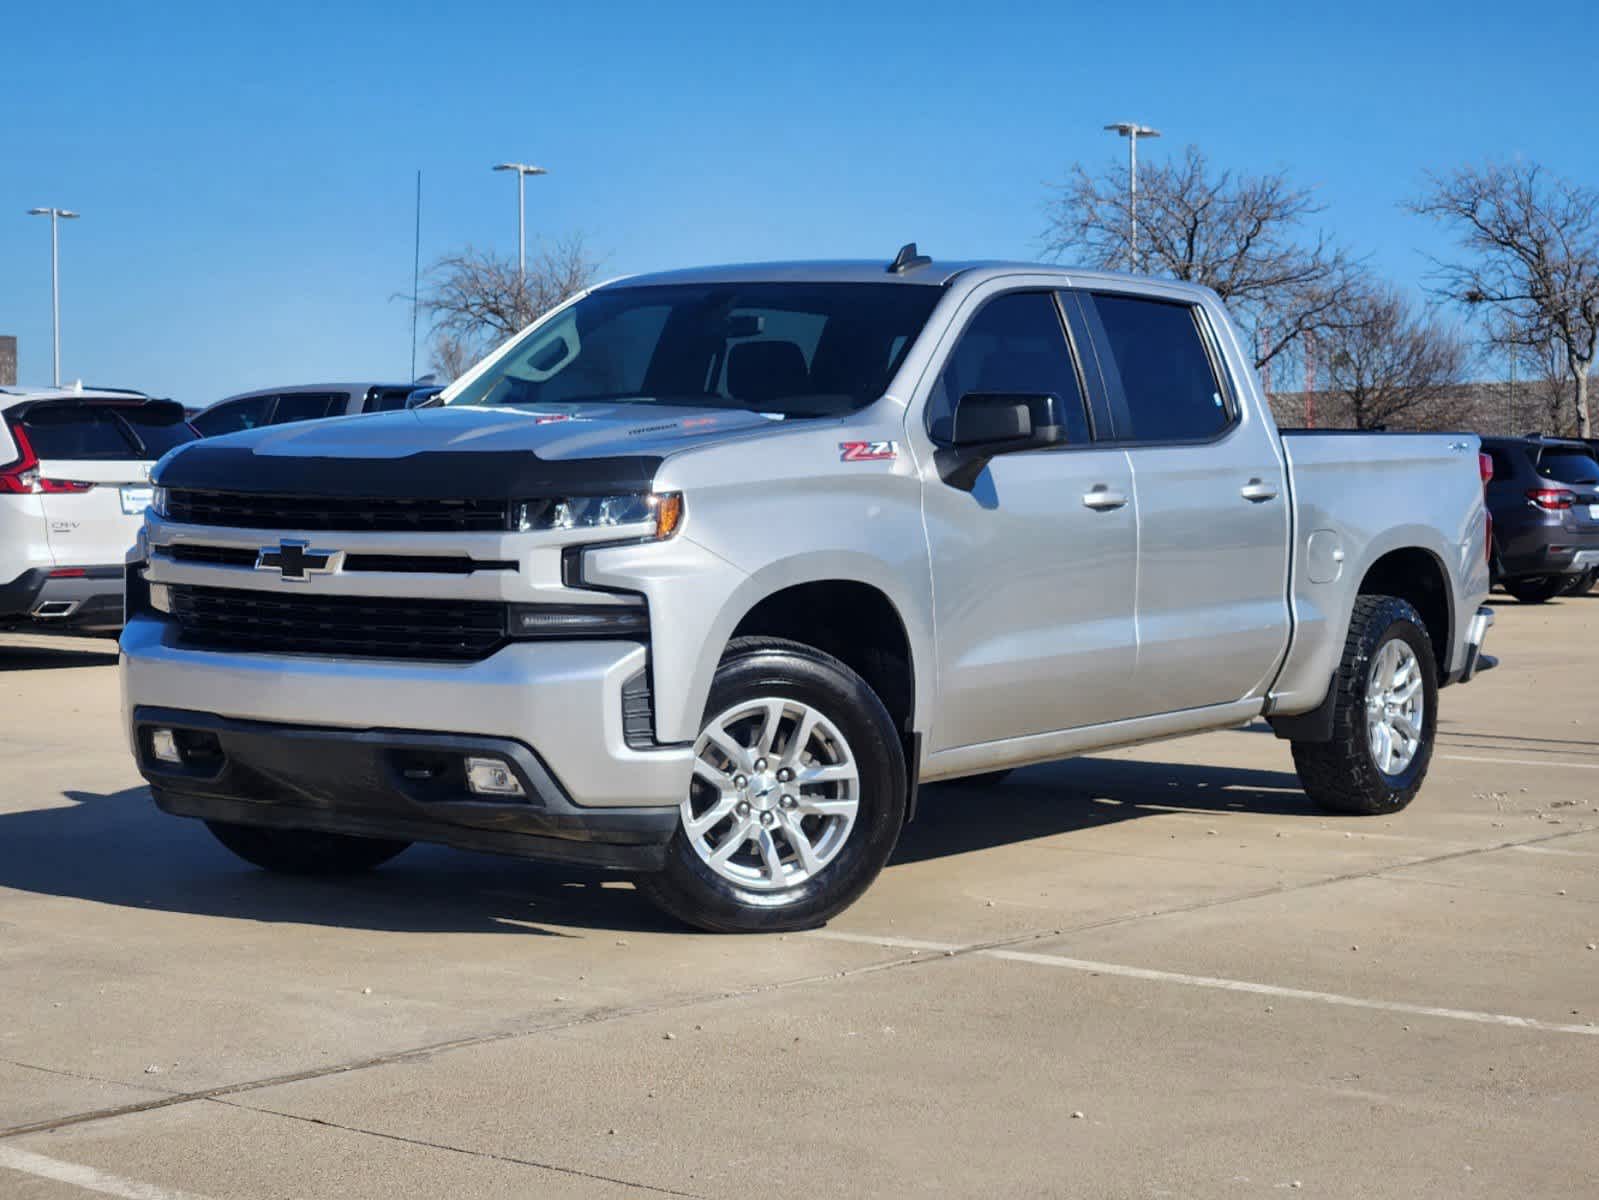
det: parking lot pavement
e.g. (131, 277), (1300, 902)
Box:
(2, 601), (1597, 1199)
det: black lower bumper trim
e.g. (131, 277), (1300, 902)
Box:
(0, 569), (47, 619)
(133, 707), (677, 871)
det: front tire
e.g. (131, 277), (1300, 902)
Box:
(1504, 575), (1565, 603)
(635, 637), (907, 933)
(1291, 595), (1438, 816)
(206, 822), (411, 875)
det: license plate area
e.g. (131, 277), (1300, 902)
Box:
(121, 486), (154, 515)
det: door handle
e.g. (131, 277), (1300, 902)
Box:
(1240, 478), (1279, 503)
(1082, 485), (1128, 511)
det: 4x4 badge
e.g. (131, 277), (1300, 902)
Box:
(256, 539), (344, 581)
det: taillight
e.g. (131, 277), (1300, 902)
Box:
(1479, 452), (1493, 565)
(1527, 487), (1577, 510)
(0, 424), (93, 494)
(0, 423), (40, 494)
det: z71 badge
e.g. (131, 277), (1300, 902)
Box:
(839, 440), (897, 462)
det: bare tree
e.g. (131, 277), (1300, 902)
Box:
(1319, 281), (1469, 429)
(1412, 161), (1599, 437)
(429, 333), (477, 384)
(420, 235), (600, 371)
(1042, 145), (1361, 369)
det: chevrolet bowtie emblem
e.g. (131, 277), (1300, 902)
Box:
(256, 539), (343, 581)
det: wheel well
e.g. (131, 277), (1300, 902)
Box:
(1358, 548), (1451, 671)
(729, 581), (915, 734)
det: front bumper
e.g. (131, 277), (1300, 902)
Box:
(120, 614), (694, 813)
(133, 706), (677, 870)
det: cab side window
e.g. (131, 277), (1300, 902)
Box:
(1089, 294), (1231, 442)
(926, 291), (1090, 445)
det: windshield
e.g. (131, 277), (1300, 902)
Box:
(446, 282), (942, 418)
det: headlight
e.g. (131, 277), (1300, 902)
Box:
(514, 492), (682, 540)
(151, 486), (169, 518)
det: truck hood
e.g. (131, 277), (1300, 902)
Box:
(156, 403), (781, 499)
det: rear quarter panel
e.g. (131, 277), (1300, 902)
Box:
(1270, 432), (1491, 713)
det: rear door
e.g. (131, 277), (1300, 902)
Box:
(1079, 290), (1291, 715)
(15, 400), (196, 566)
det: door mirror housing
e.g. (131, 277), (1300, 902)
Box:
(939, 392), (1068, 490)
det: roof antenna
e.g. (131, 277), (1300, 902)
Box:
(887, 242), (931, 274)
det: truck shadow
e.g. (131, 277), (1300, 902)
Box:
(897, 758), (1313, 865)
(1, 757), (1313, 935)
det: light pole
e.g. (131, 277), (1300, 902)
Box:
(27, 206), (80, 387)
(1102, 123), (1160, 272)
(492, 162), (548, 279)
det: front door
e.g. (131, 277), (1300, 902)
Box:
(920, 289), (1142, 752)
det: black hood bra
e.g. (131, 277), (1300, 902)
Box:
(154, 443), (664, 500)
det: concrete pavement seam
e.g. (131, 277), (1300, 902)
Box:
(207, 1097), (707, 1198)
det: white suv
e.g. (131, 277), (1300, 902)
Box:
(1, 386), (197, 633)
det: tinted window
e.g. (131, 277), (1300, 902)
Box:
(1092, 294), (1229, 441)
(447, 283), (941, 418)
(1539, 449), (1599, 484)
(118, 405), (198, 456)
(926, 291), (1090, 444)
(17, 403), (194, 460)
(192, 395), (274, 437)
(271, 393), (344, 425)
(20, 407), (137, 459)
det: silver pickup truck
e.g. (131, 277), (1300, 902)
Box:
(121, 251), (1495, 932)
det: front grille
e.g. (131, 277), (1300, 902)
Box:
(165, 490), (509, 533)
(168, 585), (507, 661)
(161, 545), (513, 575)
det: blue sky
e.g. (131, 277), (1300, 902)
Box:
(3, 0), (1595, 403)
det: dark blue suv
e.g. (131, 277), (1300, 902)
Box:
(1482, 436), (1599, 602)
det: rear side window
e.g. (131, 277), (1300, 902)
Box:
(926, 291), (1091, 444)
(1090, 294), (1230, 442)
(1539, 449), (1599, 484)
(271, 393), (344, 425)
(192, 395), (274, 437)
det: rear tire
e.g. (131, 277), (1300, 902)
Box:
(1291, 595), (1438, 816)
(206, 822), (411, 875)
(635, 637), (907, 933)
(1504, 575), (1565, 603)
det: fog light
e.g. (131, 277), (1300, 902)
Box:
(465, 757), (525, 797)
(150, 729), (182, 764)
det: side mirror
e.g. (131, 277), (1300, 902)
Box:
(406, 386), (444, 410)
(938, 392), (1067, 490)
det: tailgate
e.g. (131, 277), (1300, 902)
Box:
(11, 399), (192, 566)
